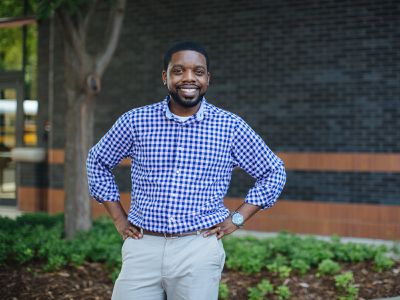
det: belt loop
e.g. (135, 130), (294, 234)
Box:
(140, 228), (143, 235)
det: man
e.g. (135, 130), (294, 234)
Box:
(86, 41), (286, 300)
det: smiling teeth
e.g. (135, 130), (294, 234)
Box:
(181, 88), (196, 92)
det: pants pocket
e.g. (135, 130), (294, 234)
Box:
(212, 235), (225, 270)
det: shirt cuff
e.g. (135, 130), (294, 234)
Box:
(90, 188), (121, 204)
(244, 187), (278, 210)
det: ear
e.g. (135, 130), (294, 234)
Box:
(162, 70), (167, 85)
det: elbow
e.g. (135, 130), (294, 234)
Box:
(277, 159), (287, 193)
(267, 159), (286, 203)
(86, 147), (97, 172)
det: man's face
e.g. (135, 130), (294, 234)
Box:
(162, 50), (210, 108)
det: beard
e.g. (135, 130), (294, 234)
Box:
(169, 89), (205, 108)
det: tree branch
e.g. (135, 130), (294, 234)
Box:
(95, 0), (126, 77)
(83, 0), (98, 37)
(56, 7), (85, 66)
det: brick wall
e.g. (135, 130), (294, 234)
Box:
(34, 0), (400, 207)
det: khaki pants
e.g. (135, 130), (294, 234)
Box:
(112, 233), (226, 300)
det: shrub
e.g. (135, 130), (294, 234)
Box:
(335, 272), (359, 300)
(218, 282), (229, 300)
(291, 259), (310, 276)
(276, 285), (291, 300)
(15, 212), (63, 228)
(12, 242), (34, 264)
(266, 254), (288, 274)
(44, 254), (68, 272)
(0, 212), (397, 290)
(248, 279), (274, 300)
(331, 241), (377, 263)
(374, 253), (394, 272)
(0, 231), (12, 264)
(317, 259), (341, 276)
(224, 237), (271, 274)
(277, 266), (292, 280)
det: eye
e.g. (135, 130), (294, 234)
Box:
(172, 68), (183, 74)
(195, 70), (205, 76)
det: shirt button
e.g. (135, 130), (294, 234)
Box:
(176, 169), (180, 174)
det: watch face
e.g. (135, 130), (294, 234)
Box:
(232, 212), (244, 226)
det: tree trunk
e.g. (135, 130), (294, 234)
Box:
(62, 36), (95, 238)
(64, 90), (94, 238)
(56, 0), (126, 238)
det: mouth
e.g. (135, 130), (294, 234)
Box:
(177, 85), (199, 98)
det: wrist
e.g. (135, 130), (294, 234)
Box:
(114, 217), (128, 232)
(230, 211), (244, 228)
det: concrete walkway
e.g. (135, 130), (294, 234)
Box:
(0, 206), (21, 219)
(232, 229), (399, 249)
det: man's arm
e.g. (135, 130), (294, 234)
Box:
(103, 201), (143, 240)
(204, 202), (260, 239)
(205, 117), (286, 239)
(87, 112), (135, 204)
(86, 112), (140, 239)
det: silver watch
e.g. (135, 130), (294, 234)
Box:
(230, 211), (244, 228)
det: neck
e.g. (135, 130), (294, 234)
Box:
(168, 97), (202, 117)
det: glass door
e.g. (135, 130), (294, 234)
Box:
(0, 88), (17, 205)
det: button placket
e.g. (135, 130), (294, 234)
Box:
(167, 125), (183, 227)
(174, 125), (184, 177)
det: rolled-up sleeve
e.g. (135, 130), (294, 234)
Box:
(231, 118), (286, 209)
(86, 112), (134, 203)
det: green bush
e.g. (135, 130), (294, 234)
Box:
(248, 279), (274, 300)
(0, 214), (123, 281)
(218, 282), (229, 300)
(15, 212), (63, 228)
(317, 259), (341, 276)
(224, 237), (271, 273)
(331, 240), (377, 263)
(374, 253), (394, 272)
(291, 259), (310, 275)
(276, 285), (291, 300)
(0, 213), (397, 291)
(335, 272), (359, 300)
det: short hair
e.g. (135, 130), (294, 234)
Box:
(163, 41), (209, 71)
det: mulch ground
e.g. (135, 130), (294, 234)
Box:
(1, 261), (399, 300)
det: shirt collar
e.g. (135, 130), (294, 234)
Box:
(163, 95), (207, 122)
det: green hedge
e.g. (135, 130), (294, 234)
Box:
(0, 213), (397, 285)
(0, 213), (122, 281)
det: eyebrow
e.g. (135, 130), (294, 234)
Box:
(171, 64), (206, 69)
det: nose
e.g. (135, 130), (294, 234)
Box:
(182, 70), (195, 82)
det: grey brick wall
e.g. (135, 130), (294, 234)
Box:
(36, 0), (400, 205)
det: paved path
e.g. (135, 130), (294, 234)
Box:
(232, 229), (398, 248)
(0, 206), (21, 219)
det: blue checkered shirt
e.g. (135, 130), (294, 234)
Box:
(87, 97), (286, 234)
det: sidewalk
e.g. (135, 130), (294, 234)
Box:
(232, 229), (399, 249)
(0, 206), (21, 219)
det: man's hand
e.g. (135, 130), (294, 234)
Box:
(203, 217), (238, 240)
(203, 203), (261, 240)
(115, 218), (143, 240)
(103, 201), (143, 240)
